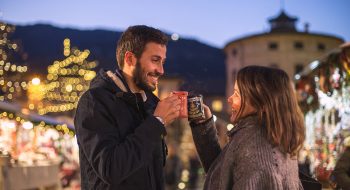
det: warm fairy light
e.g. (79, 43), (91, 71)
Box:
(0, 21), (28, 101)
(178, 182), (186, 189)
(32, 77), (41, 85)
(0, 111), (75, 135)
(212, 100), (223, 112)
(39, 39), (97, 114)
(22, 121), (33, 130)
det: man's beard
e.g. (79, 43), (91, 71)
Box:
(133, 60), (161, 92)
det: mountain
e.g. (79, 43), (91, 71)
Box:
(11, 24), (226, 95)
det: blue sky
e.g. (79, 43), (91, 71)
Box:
(1, 0), (349, 48)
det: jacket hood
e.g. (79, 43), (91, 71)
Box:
(89, 69), (160, 103)
(89, 69), (129, 94)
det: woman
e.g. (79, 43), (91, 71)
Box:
(190, 65), (305, 189)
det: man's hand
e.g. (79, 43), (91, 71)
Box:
(154, 94), (181, 126)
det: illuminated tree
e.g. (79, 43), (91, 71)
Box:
(37, 38), (97, 115)
(0, 21), (28, 102)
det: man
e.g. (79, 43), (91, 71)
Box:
(74, 25), (182, 190)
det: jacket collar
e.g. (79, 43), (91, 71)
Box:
(91, 69), (159, 105)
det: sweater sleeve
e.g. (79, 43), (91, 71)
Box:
(74, 90), (166, 185)
(233, 170), (302, 190)
(190, 118), (221, 172)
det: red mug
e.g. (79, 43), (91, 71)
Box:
(172, 91), (188, 118)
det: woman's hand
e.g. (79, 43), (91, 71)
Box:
(193, 104), (212, 124)
(202, 104), (212, 120)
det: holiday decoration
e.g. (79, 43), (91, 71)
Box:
(0, 21), (28, 102)
(35, 38), (97, 115)
(296, 42), (350, 184)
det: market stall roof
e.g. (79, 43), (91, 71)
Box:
(340, 42), (350, 48)
(0, 101), (74, 130)
(296, 42), (350, 79)
(296, 51), (339, 78)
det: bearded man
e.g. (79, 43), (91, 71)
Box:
(75, 25), (181, 190)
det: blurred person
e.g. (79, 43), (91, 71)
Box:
(188, 150), (201, 190)
(74, 25), (182, 190)
(189, 65), (306, 189)
(164, 143), (182, 190)
(332, 136), (350, 190)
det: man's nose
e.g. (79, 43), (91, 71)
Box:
(157, 64), (164, 75)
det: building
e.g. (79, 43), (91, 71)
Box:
(224, 10), (344, 101)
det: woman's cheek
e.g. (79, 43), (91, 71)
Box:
(232, 98), (241, 110)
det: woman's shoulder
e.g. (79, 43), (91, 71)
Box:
(229, 121), (263, 142)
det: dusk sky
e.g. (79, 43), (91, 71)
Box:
(1, 0), (349, 48)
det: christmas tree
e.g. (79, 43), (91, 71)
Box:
(37, 38), (97, 115)
(0, 21), (28, 102)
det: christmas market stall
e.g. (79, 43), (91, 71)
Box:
(296, 42), (350, 185)
(0, 101), (79, 190)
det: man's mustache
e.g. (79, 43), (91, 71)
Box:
(148, 72), (162, 77)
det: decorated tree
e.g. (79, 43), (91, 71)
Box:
(35, 38), (97, 115)
(0, 21), (28, 102)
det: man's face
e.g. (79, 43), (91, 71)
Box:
(133, 42), (166, 91)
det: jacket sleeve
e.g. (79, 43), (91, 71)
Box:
(74, 90), (166, 185)
(190, 118), (221, 172)
(333, 149), (350, 189)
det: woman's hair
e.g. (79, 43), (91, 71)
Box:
(236, 65), (305, 156)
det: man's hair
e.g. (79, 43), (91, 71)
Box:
(235, 65), (305, 156)
(116, 25), (168, 69)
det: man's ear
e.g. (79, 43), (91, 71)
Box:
(124, 51), (136, 67)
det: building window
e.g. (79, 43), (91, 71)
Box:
(317, 43), (326, 51)
(294, 41), (304, 50)
(232, 48), (238, 57)
(295, 63), (304, 74)
(268, 42), (278, 50)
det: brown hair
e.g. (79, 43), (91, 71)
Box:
(116, 25), (168, 69)
(236, 65), (305, 156)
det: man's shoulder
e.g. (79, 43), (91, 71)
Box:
(81, 86), (114, 100)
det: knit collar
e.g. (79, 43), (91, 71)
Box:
(227, 113), (258, 137)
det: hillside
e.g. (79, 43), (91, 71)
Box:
(11, 24), (226, 95)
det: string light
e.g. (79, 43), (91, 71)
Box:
(37, 38), (97, 114)
(0, 111), (75, 136)
(0, 21), (28, 102)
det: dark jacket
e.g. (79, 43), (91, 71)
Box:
(190, 115), (303, 190)
(333, 147), (350, 190)
(74, 69), (167, 190)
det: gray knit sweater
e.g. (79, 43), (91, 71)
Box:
(190, 115), (303, 190)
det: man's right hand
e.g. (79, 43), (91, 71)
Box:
(154, 94), (181, 126)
